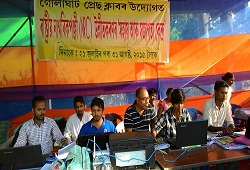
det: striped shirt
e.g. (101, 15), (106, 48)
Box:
(124, 101), (156, 131)
(14, 117), (64, 154)
(154, 107), (192, 140)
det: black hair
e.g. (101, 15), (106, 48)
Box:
(32, 96), (46, 108)
(171, 88), (185, 104)
(74, 95), (85, 106)
(214, 80), (229, 91)
(91, 97), (104, 110)
(166, 87), (174, 96)
(148, 88), (157, 95)
(222, 72), (234, 81)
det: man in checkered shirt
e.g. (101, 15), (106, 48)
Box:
(152, 88), (192, 140)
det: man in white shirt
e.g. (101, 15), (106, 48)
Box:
(64, 95), (92, 142)
(203, 80), (236, 134)
(203, 80), (240, 170)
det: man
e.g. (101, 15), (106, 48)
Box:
(14, 96), (68, 154)
(124, 87), (157, 132)
(147, 88), (158, 113)
(203, 80), (239, 134)
(203, 80), (239, 170)
(79, 97), (116, 134)
(152, 88), (192, 140)
(64, 95), (92, 142)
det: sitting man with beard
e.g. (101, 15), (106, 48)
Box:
(79, 97), (116, 135)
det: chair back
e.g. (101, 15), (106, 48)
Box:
(186, 107), (203, 121)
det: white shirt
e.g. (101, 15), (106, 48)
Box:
(226, 86), (233, 102)
(203, 97), (233, 127)
(64, 112), (92, 141)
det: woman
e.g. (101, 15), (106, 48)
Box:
(157, 87), (173, 118)
(222, 72), (235, 101)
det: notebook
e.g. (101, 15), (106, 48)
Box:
(214, 136), (246, 150)
(167, 120), (208, 148)
(234, 117), (250, 145)
(0, 145), (44, 170)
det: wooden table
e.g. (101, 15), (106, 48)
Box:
(156, 144), (250, 170)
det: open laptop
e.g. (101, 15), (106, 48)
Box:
(0, 145), (44, 170)
(167, 120), (208, 148)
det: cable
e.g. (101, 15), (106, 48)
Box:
(87, 137), (212, 165)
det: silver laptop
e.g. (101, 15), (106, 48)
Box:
(0, 145), (44, 170)
(167, 120), (208, 148)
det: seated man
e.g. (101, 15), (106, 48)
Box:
(64, 95), (92, 142)
(152, 88), (192, 141)
(79, 97), (116, 135)
(124, 87), (157, 132)
(14, 96), (68, 155)
(203, 80), (240, 134)
(203, 80), (240, 170)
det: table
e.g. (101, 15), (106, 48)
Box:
(156, 144), (250, 170)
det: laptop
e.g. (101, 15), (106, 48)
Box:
(167, 120), (208, 148)
(234, 117), (250, 145)
(0, 145), (44, 170)
(77, 133), (111, 151)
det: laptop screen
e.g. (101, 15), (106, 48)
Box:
(0, 145), (44, 170)
(174, 120), (208, 147)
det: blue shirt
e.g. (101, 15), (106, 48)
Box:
(79, 117), (116, 135)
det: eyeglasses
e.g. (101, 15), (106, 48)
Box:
(137, 97), (150, 101)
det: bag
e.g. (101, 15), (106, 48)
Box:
(66, 145), (91, 170)
(51, 159), (66, 170)
(51, 145), (91, 170)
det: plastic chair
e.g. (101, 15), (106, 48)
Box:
(186, 107), (203, 121)
(0, 121), (13, 145)
(116, 121), (125, 133)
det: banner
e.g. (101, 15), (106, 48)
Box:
(34, 0), (170, 62)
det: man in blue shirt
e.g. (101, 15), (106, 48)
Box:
(79, 97), (116, 135)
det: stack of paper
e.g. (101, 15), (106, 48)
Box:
(214, 136), (246, 150)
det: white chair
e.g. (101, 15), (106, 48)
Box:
(116, 121), (125, 133)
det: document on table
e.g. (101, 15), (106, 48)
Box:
(233, 129), (246, 136)
(55, 141), (76, 159)
(40, 163), (51, 170)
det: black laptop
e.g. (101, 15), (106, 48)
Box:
(167, 120), (208, 148)
(0, 145), (44, 170)
(77, 133), (111, 151)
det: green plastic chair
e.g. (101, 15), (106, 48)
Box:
(0, 121), (13, 145)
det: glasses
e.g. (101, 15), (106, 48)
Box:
(137, 97), (150, 101)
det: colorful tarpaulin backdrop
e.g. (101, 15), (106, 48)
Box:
(34, 0), (170, 62)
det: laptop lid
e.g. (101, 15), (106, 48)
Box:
(0, 145), (44, 170)
(77, 133), (111, 151)
(175, 120), (208, 147)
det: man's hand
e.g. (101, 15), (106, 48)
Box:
(233, 127), (243, 132)
(61, 137), (68, 147)
(221, 127), (234, 136)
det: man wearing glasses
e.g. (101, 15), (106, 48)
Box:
(124, 87), (157, 133)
